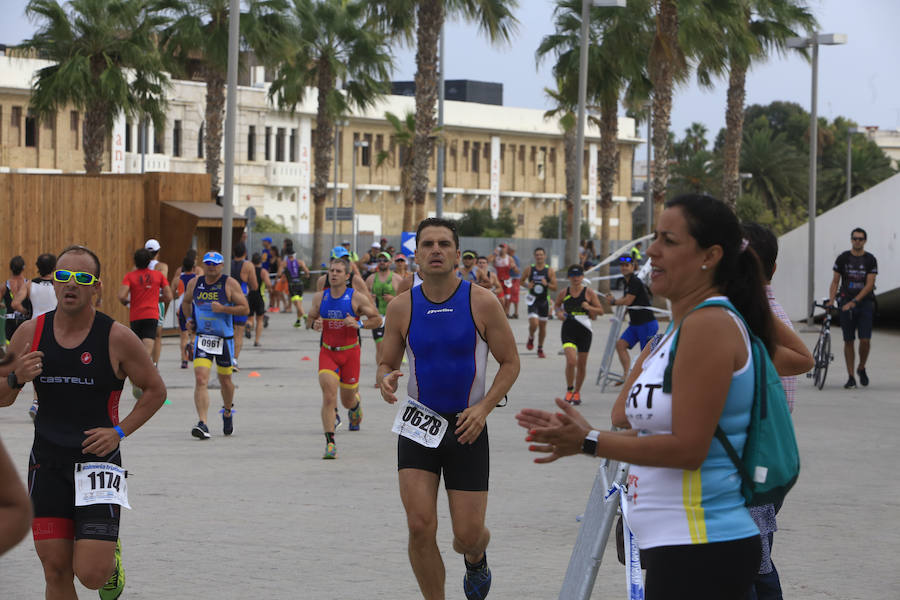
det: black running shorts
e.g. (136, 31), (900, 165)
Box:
(247, 291), (266, 317)
(398, 417), (489, 491)
(561, 318), (592, 353)
(28, 435), (122, 542)
(130, 318), (158, 340)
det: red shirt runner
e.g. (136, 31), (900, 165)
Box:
(122, 268), (167, 321)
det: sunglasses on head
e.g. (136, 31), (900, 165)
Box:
(53, 270), (99, 285)
(851, 237), (865, 241)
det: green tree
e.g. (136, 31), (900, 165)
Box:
(538, 0), (653, 280)
(267, 0), (392, 265)
(818, 121), (896, 211)
(376, 112), (416, 232)
(539, 212), (589, 240)
(455, 207), (516, 237)
(739, 118), (806, 217)
(695, 0), (816, 207)
(22, 0), (169, 174)
(369, 0), (518, 224)
(253, 215), (290, 233)
(157, 0), (287, 200)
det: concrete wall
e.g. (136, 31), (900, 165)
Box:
(773, 172), (900, 320)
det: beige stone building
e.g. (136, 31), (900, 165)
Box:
(1, 55), (644, 240)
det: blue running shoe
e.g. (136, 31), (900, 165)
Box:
(220, 407), (234, 436)
(348, 400), (362, 431)
(463, 555), (492, 600)
(191, 421), (210, 440)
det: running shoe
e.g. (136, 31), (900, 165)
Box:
(348, 402), (363, 431)
(244, 327), (251, 339)
(98, 539), (125, 599)
(28, 401), (38, 421)
(564, 390), (574, 403)
(253, 341), (260, 347)
(232, 359), (239, 373)
(526, 338), (534, 351)
(294, 319), (302, 328)
(181, 360), (188, 369)
(536, 348), (545, 359)
(857, 367), (869, 387)
(334, 408), (342, 430)
(463, 554), (491, 600)
(191, 421), (211, 440)
(263, 314), (269, 328)
(220, 407), (234, 436)
(844, 376), (857, 389)
(323, 441), (337, 459)
(185, 343), (193, 361)
(571, 391), (582, 405)
(302, 314), (308, 327)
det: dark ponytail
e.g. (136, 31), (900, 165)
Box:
(665, 194), (775, 355)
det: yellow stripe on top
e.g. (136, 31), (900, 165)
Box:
(682, 469), (708, 543)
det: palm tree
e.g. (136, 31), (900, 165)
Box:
(538, 0), (652, 271)
(370, 0), (518, 227)
(376, 112), (417, 232)
(21, 0), (169, 174)
(268, 0), (392, 264)
(818, 127), (896, 212)
(739, 119), (806, 217)
(541, 81), (579, 259)
(696, 0), (816, 208)
(157, 0), (287, 200)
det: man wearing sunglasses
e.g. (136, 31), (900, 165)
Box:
(1, 245), (166, 599)
(828, 227), (878, 389)
(181, 252), (249, 438)
(606, 255), (658, 385)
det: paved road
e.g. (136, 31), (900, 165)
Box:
(2, 304), (898, 598)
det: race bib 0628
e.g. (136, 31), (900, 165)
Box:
(74, 462), (131, 509)
(392, 397), (449, 448)
(198, 335), (224, 355)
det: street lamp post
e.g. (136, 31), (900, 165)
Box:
(330, 119), (349, 253)
(846, 126), (858, 202)
(570, 0), (627, 267)
(352, 139), (369, 255)
(786, 32), (847, 327)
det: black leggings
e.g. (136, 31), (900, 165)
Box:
(642, 536), (761, 600)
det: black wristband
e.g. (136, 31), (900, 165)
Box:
(7, 372), (25, 390)
(581, 430), (599, 456)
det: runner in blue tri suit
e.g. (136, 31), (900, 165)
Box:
(379, 218), (519, 600)
(230, 242), (258, 367)
(181, 252), (248, 439)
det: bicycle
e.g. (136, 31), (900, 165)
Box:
(808, 301), (835, 390)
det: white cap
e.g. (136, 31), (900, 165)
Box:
(145, 239), (161, 252)
(371, 242), (380, 248)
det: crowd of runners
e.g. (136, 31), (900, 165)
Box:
(0, 204), (877, 599)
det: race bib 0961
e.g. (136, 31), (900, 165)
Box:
(198, 335), (224, 355)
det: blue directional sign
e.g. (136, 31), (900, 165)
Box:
(401, 231), (416, 256)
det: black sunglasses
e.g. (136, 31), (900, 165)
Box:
(851, 237), (866, 241)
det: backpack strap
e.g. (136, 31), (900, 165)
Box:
(662, 298), (742, 393)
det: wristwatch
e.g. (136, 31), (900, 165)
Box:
(7, 371), (25, 389)
(581, 430), (600, 457)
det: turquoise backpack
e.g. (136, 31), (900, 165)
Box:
(662, 298), (800, 507)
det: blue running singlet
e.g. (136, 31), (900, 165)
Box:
(406, 280), (488, 413)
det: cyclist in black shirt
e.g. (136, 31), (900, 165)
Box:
(827, 227), (878, 388)
(606, 255), (659, 385)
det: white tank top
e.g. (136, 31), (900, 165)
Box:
(149, 259), (159, 270)
(30, 279), (58, 318)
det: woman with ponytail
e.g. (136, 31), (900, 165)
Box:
(517, 194), (811, 599)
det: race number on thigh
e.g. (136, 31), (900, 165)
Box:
(74, 462), (131, 509)
(198, 334), (224, 355)
(392, 397), (449, 448)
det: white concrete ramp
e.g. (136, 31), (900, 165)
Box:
(773, 172), (900, 320)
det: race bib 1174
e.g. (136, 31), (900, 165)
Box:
(74, 462), (131, 509)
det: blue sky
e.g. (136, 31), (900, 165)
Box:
(3, 0), (898, 148)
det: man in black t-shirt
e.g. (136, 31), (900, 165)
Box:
(606, 255), (658, 385)
(828, 227), (878, 389)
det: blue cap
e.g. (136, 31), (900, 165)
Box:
(262, 236), (273, 243)
(202, 251), (224, 265)
(330, 246), (349, 259)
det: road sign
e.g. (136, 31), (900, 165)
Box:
(326, 207), (354, 221)
(401, 232), (416, 256)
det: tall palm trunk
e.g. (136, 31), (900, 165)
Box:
(401, 159), (415, 232)
(650, 0), (678, 223)
(412, 0), (443, 227)
(598, 96), (619, 293)
(204, 68), (226, 201)
(312, 59), (337, 264)
(83, 105), (107, 174)
(563, 126), (577, 265)
(721, 59), (747, 209)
